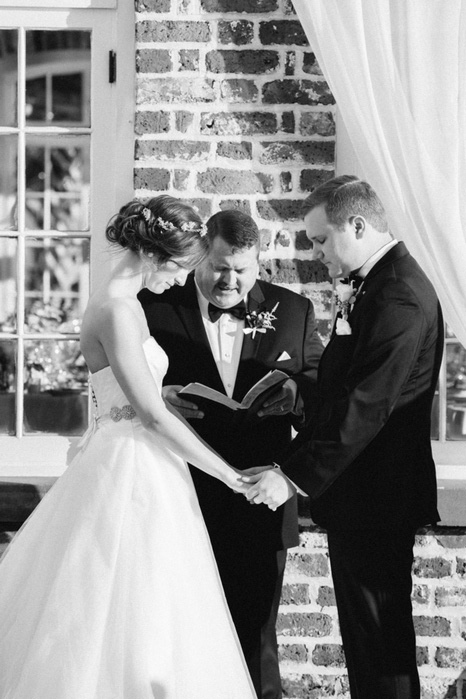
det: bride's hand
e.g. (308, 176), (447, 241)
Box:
(224, 468), (250, 495)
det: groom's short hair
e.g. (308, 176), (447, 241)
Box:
(206, 210), (261, 254)
(303, 175), (389, 234)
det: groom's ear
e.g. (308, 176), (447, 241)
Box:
(350, 215), (365, 238)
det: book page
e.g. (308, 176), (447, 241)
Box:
(240, 370), (289, 409)
(178, 383), (241, 410)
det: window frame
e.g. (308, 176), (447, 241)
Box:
(0, 3), (134, 476)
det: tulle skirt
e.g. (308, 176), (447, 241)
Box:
(0, 420), (256, 698)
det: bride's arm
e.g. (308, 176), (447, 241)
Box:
(90, 301), (245, 492)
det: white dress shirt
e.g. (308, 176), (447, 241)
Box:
(357, 239), (398, 281)
(195, 282), (246, 398)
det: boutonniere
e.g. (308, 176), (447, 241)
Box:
(244, 302), (279, 339)
(334, 281), (357, 335)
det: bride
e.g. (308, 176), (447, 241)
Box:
(0, 196), (257, 699)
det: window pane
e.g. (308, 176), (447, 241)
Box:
(0, 340), (16, 435)
(26, 136), (90, 231)
(0, 29), (18, 127)
(24, 339), (88, 435)
(25, 30), (90, 127)
(446, 342), (466, 441)
(0, 134), (18, 231)
(0, 237), (16, 331)
(24, 237), (90, 328)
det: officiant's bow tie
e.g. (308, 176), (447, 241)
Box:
(208, 300), (247, 323)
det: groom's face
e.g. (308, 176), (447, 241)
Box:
(195, 236), (259, 308)
(305, 204), (357, 279)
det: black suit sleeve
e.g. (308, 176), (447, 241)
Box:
(289, 298), (323, 427)
(282, 282), (433, 499)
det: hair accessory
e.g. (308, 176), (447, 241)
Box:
(155, 216), (207, 238)
(141, 207), (152, 222)
(146, 251), (154, 258)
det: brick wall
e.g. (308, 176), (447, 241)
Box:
(282, 525), (466, 699)
(133, 2), (466, 697)
(134, 0), (335, 340)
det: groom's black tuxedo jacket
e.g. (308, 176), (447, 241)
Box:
(139, 275), (323, 552)
(282, 242), (443, 532)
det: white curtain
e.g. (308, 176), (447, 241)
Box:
(292, 0), (466, 347)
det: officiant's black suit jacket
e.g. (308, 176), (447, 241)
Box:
(282, 242), (443, 531)
(139, 275), (323, 553)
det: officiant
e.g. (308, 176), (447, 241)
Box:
(139, 209), (323, 699)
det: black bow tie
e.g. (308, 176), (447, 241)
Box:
(208, 301), (247, 323)
(347, 271), (364, 291)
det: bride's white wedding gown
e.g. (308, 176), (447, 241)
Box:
(0, 337), (257, 699)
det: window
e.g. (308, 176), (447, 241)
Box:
(0, 4), (134, 476)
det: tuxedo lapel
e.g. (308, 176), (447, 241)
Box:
(240, 282), (266, 362)
(233, 282), (266, 401)
(176, 275), (225, 393)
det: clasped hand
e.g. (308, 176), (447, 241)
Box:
(240, 465), (296, 511)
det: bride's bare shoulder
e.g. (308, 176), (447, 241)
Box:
(82, 296), (144, 341)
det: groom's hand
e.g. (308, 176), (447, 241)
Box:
(162, 385), (204, 419)
(241, 468), (296, 511)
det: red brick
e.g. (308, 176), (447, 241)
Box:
(259, 20), (309, 46)
(135, 140), (210, 162)
(284, 552), (329, 577)
(312, 643), (346, 667)
(280, 583), (310, 605)
(200, 0), (278, 11)
(201, 111), (277, 136)
(137, 77), (216, 104)
(137, 20), (211, 43)
(259, 141), (335, 166)
(136, 49), (172, 73)
(263, 79), (335, 106)
(179, 49), (199, 71)
(197, 168), (273, 195)
(206, 50), (279, 75)
(134, 167), (170, 191)
(413, 556), (452, 578)
(278, 643), (308, 662)
(414, 615), (451, 637)
(218, 20), (254, 46)
(219, 79), (259, 103)
(277, 611), (333, 637)
(135, 111), (170, 135)
(435, 647), (466, 668)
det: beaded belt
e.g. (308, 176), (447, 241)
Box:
(76, 404), (137, 452)
(109, 405), (137, 422)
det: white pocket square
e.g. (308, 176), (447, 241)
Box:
(277, 351), (291, 361)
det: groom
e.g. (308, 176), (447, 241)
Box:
(244, 175), (443, 699)
(139, 209), (323, 699)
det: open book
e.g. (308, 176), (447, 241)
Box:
(178, 370), (289, 412)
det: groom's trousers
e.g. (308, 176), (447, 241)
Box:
(327, 528), (420, 699)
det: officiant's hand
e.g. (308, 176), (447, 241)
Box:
(240, 468), (296, 511)
(162, 385), (204, 419)
(257, 378), (298, 418)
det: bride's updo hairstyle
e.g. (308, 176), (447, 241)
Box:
(105, 195), (209, 267)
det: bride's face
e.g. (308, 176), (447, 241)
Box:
(142, 256), (192, 294)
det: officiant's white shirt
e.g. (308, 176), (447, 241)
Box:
(196, 282), (245, 398)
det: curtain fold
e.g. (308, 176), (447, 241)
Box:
(293, 0), (466, 346)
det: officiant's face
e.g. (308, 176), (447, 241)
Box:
(305, 204), (357, 279)
(195, 236), (259, 308)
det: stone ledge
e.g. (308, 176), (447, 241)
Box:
(0, 477), (56, 522)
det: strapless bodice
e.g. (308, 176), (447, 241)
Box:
(90, 336), (168, 416)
